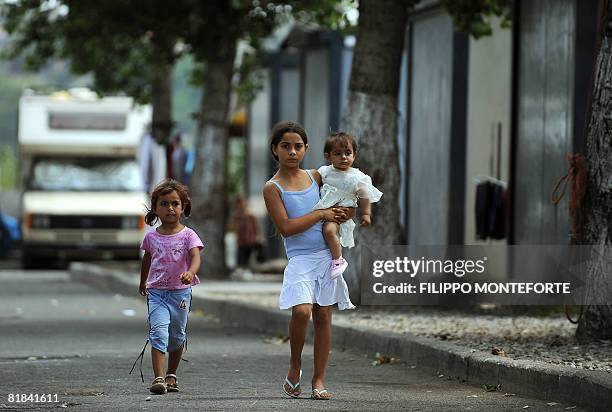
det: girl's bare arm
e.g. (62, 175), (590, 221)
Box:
(180, 248), (201, 284)
(263, 182), (344, 237)
(139, 251), (151, 296)
(358, 197), (371, 226)
(311, 169), (322, 186)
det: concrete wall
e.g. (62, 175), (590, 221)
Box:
(247, 71), (271, 219)
(301, 48), (330, 170)
(0, 189), (21, 218)
(280, 68), (300, 122)
(464, 19), (512, 245)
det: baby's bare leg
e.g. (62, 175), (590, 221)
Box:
(322, 221), (342, 259)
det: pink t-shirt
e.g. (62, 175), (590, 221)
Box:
(140, 226), (204, 290)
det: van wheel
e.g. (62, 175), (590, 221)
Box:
(22, 251), (50, 270)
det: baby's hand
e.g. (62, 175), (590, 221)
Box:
(180, 271), (194, 285)
(361, 214), (371, 227)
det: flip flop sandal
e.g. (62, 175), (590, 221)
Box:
(282, 369), (302, 398)
(150, 376), (167, 395)
(165, 373), (179, 392)
(311, 388), (332, 400)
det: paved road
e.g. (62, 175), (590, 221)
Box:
(0, 270), (587, 411)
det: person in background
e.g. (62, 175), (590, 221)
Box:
(229, 196), (262, 279)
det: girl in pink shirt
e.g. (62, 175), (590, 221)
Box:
(138, 179), (203, 395)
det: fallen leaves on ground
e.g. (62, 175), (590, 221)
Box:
(334, 311), (611, 373)
(79, 389), (104, 396)
(491, 346), (507, 356)
(263, 334), (290, 344)
(482, 384), (501, 392)
(371, 352), (401, 366)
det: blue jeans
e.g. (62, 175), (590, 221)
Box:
(147, 288), (192, 353)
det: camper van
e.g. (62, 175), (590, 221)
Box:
(18, 88), (151, 268)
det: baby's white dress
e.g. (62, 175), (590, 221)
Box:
(313, 165), (383, 248)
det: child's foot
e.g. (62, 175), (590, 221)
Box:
(311, 377), (332, 400)
(165, 374), (179, 392)
(283, 368), (302, 398)
(311, 388), (333, 400)
(330, 257), (348, 278)
(150, 377), (167, 394)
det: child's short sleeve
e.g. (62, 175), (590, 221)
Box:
(317, 165), (331, 180)
(187, 228), (204, 251)
(355, 170), (383, 203)
(140, 232), (151, 253)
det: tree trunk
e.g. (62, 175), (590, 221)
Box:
(189, 48), (236, 278)
(576, 0), (612, 340)
(151, 62), (174, 145)
(341, 0), (412, 302)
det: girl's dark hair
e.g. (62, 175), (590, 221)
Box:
(145, 178), (192, 226)
(269, 121), (308, 161)
(324, 131), (358, 155)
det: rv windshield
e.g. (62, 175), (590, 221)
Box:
(29, 157), (144, 192)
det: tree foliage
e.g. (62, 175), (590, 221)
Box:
(1, 0), (189, 104)
(442, 0), (512, 38)
(1, 0), (355, 104)
(185, 0), (355, 105)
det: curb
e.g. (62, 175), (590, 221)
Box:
(69, 262), (612, 409)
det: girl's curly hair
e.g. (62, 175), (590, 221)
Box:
(145, 178), (192, 226)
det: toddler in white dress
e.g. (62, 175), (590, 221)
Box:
(313, 132), (382, 278)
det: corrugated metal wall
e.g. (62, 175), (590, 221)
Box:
(514, 0), (575, 244)
(408, 11), (454, 244)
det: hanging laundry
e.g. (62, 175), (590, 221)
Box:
(475, 180), (507, 240)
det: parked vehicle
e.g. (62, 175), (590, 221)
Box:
(0, 208), (20, 257)
(18, 88), (151, 268)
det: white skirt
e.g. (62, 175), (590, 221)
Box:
(279, 249), (355, 310)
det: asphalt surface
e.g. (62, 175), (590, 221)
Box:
(0, 269), (589, 411)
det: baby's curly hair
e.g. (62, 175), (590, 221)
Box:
(145, 179), (192, 226)
(323, 131), (358, 155)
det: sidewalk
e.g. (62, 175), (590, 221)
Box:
(69, 262), (612, 410)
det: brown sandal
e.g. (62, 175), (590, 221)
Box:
(150, 377), (167, 394)
(165, 374), (179, 392)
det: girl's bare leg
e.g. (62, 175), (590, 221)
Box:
(311, 304), (332, 390)
(166, 347), (183, 384)
(151, 348), (165, 379)
(322, 222), (342, 259)
(285, 304), (312, 392)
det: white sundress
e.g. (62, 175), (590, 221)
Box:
(313, 165), (383, 248)
(279, 249), (355, 310)
(269, 172), (355, 311)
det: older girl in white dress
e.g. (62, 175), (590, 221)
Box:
(313, 132), (383, 278)
(263, 122), (355, 401)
